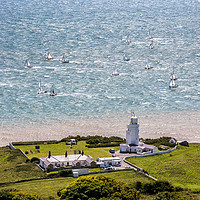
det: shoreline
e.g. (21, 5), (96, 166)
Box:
(0, 110), (200, 147)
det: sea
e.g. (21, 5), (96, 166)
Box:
(0, 0), (200, 146)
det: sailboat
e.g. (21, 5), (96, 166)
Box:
(61, 54), (69, 63)
(149, 40), (154, 49)
(125, 35), (131, 45)
(170, 69), (178, 81)
(37, 80), (48, 94)
(49, 85), (57, 96)
(148, 30), (153, 39)
(112, 68), (119, 76)
(123, 54), (130, 61)
(169, 68), (178, 89)
(145, 62), (153, 70)
(169, 79), (178, 89)
(45, 52), (53, 60)
(24, 59), (33, 68)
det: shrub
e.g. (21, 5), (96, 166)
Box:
(59, 169), (72, 177)
(30, 157), (40, 164)
(153, 191), (175, 200)
(135, 181), (143, 191)
(142, 181), (174, 195)
(25, 151), (29, 154)
(144, 137), (176, 148)
(57, 175), (140, 200)
(0, 189), (41, 200)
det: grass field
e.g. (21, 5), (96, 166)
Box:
(126, 143), (200, 191)
(0, 147), (46, 183)
(1, 143), (200, 199)
(15, 141), (120, 160)
(0, 170), (153, 199)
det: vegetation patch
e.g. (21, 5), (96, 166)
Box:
(0, 147), (46, 184)
(126, 143), (200, 191)
(0, 188), (41, 200)
(0, 170), (152, 199)
(143, 137), (176, 149)
(57, 175), (140, 200)
(15, 141), (118, 160)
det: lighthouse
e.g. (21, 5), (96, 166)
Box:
(120, 113), (158, 154)
(126, 113), (139, 146)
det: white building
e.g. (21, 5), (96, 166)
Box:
(120, 113), (158, 154)
(40, 154), (94, 170)
(96, 157), (121, 167)
(126, 113), (139, 146)
(70, 139), (76, 145)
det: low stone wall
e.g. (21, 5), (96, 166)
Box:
(9, 143), (16, 150)
(88, 168), (133, 175)
(10, 143), (46, 172)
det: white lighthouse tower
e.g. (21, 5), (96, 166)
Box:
(126, 113), (139, 146)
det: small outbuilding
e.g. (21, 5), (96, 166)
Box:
(96, 157), (121, 167)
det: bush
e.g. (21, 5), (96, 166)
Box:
(30, 157), (40, 164)
(25, 151), (29, 154)
(59, 169), (72, 177)
(144, 137), (176, 148)
(57, 175), (140, 200)
(60, 135), (125, 145)
(86, 142), (121, 148)
(0, 189), (41, 200)
(153, 191), (175, 200)
(142, 181), (174, 195)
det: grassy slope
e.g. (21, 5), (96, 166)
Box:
(15, 141), (120, 160)
(127, 143), (200, 191)
(0, 147), (46, 183)
(1, 170), (153, 199)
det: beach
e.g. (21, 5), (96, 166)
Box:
(1, 111), (199, 147)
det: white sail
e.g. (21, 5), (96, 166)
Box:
(24, 59), (32, 68)
(170, 73), (177, 80)
(169, 76), (178, 89)
(170, 67), (178, 80)
(125, 35), (131, 45)
(145, 63), (153, 69)
(123, 54), (130, 61)
(46, 52), (53, 60)
(38, 80), (48, 94)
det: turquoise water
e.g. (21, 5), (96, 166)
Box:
(0, 0), (200, 128)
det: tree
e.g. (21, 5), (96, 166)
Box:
(57, 175), (140, 200)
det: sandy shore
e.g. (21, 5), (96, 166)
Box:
(0, 111), (200, 147)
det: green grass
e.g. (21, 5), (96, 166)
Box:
(15, 141), (119, 160)
(126, 143), (200, 191)
(0, 147), (46, 184)
(0, 170), (153, 199)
